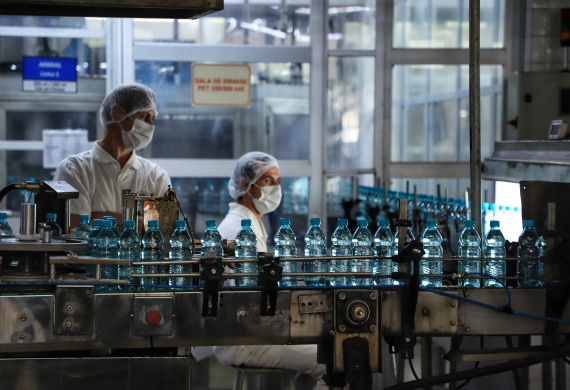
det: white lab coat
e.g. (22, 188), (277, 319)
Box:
(213, 203), (327, 390)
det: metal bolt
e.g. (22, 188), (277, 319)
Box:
(211, 269), (217, 275)
(66, 321), (72, 328)
(339, 293), (346, 300)
(20, 315), (27, 322)
(239, 310), (245, 316)
(329, 330), (336, 336)
(465, 327), (471, 333)
(450, 320), (456, 326)
(281, 310), (286, 315)
(422, 308), (430, 316)
(370, 325), (377, 332)
(369, 293), (377, 300)
(338, 325), (346, 332)
(266, 304), (272, 310)
(270, 270), (276, 276)
(450, 302), (456, 308)
(405, 337), (411, 343)
(18, 335), (25, 341)
(66, 305), (73, 311)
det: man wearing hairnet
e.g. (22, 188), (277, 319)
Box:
(54, 83), (171, 227)
(213, 151), (328, 390)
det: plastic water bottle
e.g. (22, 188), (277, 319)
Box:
(330, 218), (352, 286)
(482, 220), (506, 288)
(97, 219), (119, 280)
(103, 216), (121, 237)
(457, 220), (482, 288)
(201, 219), (223, 259)
(219, 180), (232, 215)
(420, 219), (443, 287)
(141, 220), (165, 286)
(537, 221), (548, 258)
(282, 183), (295, 215)
(0, 212), (13, 236)
(46, 213), (62, 236)
(88, 219), (103, 256)
(74, 214), (92, 239)
(274, 218), (297, 287)
(304, 217), (327, 286)
(373, 219), (393, 285)
(169, 220), (193, 286)
(235, 219), (258, 287)
(351, 218), (374, 286)
(517, 220), (542, 288)
(118, 220), (141, 284)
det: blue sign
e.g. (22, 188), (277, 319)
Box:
(23, 56), (77, 93)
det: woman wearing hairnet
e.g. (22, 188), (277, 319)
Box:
(214, 151), (328, 390)
(54, 83), (171, 228)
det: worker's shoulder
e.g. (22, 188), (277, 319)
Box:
(58, 149), (95, 169)
(135, 155), (168, 174)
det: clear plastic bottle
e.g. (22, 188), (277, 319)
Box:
(0, 212), (13, 236)
(537, 221), (548, 258)
(304, 217), (327, 286)
(141, 220), (165, 286)
(373, 219), (393, 285)
(483, 220), (506, 288)
(282, 182), (295, 215)
(46, 213), (62, 236)
(103, 216), (121, 237)
(201, 219), (223, 259)
(517, 220), (542, 288)
(457, 220), (482, 288)
(235, 219), (258, 287)
(169, 220), (193, 286)
(420, 219), (443, 287)
(88, 219), (103, 257)
(118, 220), (141, 283)
(74, 214), (92, 239)
(274, 218), (297, 287)
(97, 219), (119, 280)
(330, 218), (352, 286)
(351, 218), (374, 286)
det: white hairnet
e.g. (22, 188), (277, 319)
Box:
(228, 151), (279, 199)
(99, 83), (157, 126)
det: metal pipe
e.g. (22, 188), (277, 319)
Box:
(469, 0), (482, 236)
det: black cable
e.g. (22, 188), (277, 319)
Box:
(0, 183), (19, 203)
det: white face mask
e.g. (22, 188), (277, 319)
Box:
(250, 184), (282, 215)
(121, 118), (155, 150)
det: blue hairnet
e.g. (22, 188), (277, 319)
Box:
(228, 152), (279, 199)
(99, 83), (157, 126)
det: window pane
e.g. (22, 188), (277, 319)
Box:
(326, 176), (354, 237)
(327, 57), (374, 169)
(328, 0), (376, 50)
(393, 0), (505, 48)
(391, 65), (502, 163)
(135, 61), (310, 160)
(133, 1), (310, 46)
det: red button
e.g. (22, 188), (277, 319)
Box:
(146, 310), (162, 325)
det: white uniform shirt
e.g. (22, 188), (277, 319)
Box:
(54, 142), (171, 215)
(217, 202), (268, 252)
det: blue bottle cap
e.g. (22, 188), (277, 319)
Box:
(279, 218), (290, 226)
(124, 220), (135, 228)
(427, 219), (437, 228)
(47, 213), (56, 220)
(490, 203), (496, 211)
(103, 216), (113, 220)
(93, 219), (102, 227)
(523, 220), (534, 228)
(101, 220), (112, 227)
(379, 219), (389, 227)
(241, 219), (251, 227)
(310, 217), (320, 226)
(482, 202), (489, 208)
(490, 220), (500, 228)
(206, 219), (216, 227)
(148, 220), (159, 228)
(357, 218), (367, 228)
(80, 214), (90, 222)
(176, 220), (186, 228)
(0, 212), (7, 219)
(338, 218), (348, 226)
(465, 220), (475, 228)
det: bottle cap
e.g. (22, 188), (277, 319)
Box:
(241, 219), (251, 227)
(357, 218), (367, 228)
(148, 220), (159, 228)
(80, 214), (90, 223)
(490, 220), (500, 228)
(338, 218), (348, 226)
(47, 213), (57, 220)
(523, 220), (535, 228)
(310, 217), (320, 226)
(206, 219), (216, 227)
(93, 219), (102, 227)
(103, 216), (113, 220)
(124, 220), (135, 228)
(279, 218), (290, 226)
(176, 220), (186, 228)
(427, 219), (437, 228)
(465, 220), (475, 228)
(379, 219), (389, 227)
(101, 220), (112, 227)
(0, 212), (7, 219)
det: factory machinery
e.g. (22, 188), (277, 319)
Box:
(1, 183), (570, 390)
